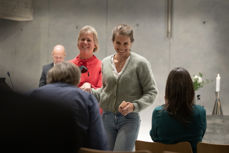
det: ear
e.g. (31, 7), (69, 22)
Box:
(93, 44), (97, 52)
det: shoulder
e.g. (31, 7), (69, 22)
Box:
(102, 54), (112, 61)
(154, 105), (164, 112)
(130, 52), (151, 69)
(102, 55), (113, 64)
(153, 105), (164, 116)
(89, 55), (102, 65)
(92, 55), (101, 61)
(33, 83), (97, 105)
(60, 84), (94, 100)
(193, 105), (206, 112)
(129, 52), (153, 75)
(193, 104), (206, 116)
(130, 52), (149, 63)
(43, 63), (53, 69)
(65, 85), (98, 105)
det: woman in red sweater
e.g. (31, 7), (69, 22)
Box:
(70, 25), (102, 113)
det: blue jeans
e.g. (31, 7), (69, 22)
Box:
(102, 111), (140, 151)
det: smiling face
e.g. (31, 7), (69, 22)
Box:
(77, 32), (96, 59)
(113, 34), (132, 57)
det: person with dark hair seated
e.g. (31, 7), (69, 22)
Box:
(150, 67), (206, 153)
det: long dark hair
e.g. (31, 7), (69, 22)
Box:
(164, 67), (194, 125)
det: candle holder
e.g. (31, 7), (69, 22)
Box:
(212, 91), (223, 116)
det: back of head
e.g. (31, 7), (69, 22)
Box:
(47, 61), (81, 86)
(165, 67), (194, 125)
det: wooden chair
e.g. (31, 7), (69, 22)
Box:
(135, 140), (193, 153)
(163, 151), (179, 153)
(197, 142), (229, 153)
(78, 147), (152, 153)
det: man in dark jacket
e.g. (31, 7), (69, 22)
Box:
(33, 62), (107, 150)
(0, 86), (84, 153)
(0, 62), (107, 153)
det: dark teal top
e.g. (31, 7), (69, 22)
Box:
(150, 105), (206, 153)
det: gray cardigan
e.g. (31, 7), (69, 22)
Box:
(92, 52), (158, 113)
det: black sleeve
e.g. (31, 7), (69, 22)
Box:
(39, 67), (46, 87)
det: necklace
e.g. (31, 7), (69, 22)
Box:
(113, 55), (128, 72)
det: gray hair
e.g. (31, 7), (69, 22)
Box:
(47, 62), (81, 86)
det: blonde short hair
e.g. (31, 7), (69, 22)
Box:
(47, 62), (81, 86)
(78, 25), (99, 52)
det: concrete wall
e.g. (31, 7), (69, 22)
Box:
(0, 0), (229, 141)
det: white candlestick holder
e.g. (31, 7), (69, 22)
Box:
(212, 91), (223, 116)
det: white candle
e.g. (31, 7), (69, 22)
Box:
(216, 73), (220, 92)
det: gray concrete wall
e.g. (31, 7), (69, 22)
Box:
(0, 0), (229, 141)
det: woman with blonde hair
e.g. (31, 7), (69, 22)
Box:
(70, 25), (102, 92)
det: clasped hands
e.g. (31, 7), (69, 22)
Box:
(80, 82), (92, 93)
(80, 84), (134, 116)
(118, 101), (134, 116)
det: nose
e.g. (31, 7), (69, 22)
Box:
(119, 45), (125, 50)
(82, 40), (88, 44)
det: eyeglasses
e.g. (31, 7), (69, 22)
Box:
(79, 65), (88, 73)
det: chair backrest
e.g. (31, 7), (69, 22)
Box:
(135, 140), (193, 153)
(163, 151), (179, 153)
(78, 147), (152, 153)
(197, 142), (229, 153)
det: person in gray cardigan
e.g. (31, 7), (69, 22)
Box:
(91, 24), (158, 151)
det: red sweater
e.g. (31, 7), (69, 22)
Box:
(70, 55), (102, 89)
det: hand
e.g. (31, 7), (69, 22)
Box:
(80, 82), (92, 93)
(118, 101), (135, 116)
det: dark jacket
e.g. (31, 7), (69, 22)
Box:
(31, 83), (108, 150)
(39, 62), (54, 87)
(0, 86), (84, 153)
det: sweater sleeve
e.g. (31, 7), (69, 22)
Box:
(91, 88), (102, 102)
(91, 58), (106, 103)
(132, 60), (158, 112)
(91, 68), (102, 89)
